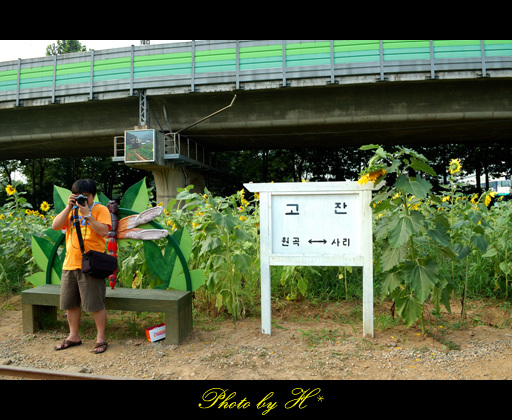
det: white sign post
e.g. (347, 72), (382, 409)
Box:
(244, 181), (376, 338)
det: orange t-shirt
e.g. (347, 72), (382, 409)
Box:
(62, 204), (112, 270)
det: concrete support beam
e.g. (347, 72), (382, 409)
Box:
(2, 78), (512, 160)
(145, 166), (205, 208)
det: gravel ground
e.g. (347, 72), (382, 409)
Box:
(2, 295), (512, 380)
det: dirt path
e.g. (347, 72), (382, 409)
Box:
(1, 295), (512, 381)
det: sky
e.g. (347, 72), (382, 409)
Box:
(0, 40), (190, 62)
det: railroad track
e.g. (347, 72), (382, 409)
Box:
(127, 147), (153, 162)
(0, 364), (141, 380)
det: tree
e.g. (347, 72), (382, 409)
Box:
(0, 160), (20, 185)
(45, 40), (87, 56)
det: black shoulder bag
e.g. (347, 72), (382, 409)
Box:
(74, 207), (117, 279)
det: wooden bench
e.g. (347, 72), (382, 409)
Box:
(21, 284), (192, 345)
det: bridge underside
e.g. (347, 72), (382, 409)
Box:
(1, 77), (512, 160)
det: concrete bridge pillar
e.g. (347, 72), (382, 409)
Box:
(149, 166), (205, 207)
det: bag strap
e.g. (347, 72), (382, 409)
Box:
(74, 207), (86, 255)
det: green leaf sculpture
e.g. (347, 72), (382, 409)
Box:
(119, 178), (149, 214)
(143, 227), (205, 291)
(53, 185), (70, 213)
(28, 228), (65, 286)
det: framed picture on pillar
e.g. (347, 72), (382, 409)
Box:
(124, 130), (155, 163)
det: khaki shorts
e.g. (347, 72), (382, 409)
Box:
(60, 269), (106, 312)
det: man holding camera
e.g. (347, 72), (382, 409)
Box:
(51, 179), (112, 354)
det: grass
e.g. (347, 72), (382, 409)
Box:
(299, 328), (342, 346)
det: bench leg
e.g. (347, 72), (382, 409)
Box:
(165, 295), (193, 345)
(22, 304), (57, 334)
(165, 312), (179, 345)
(165, 310), (192, 345)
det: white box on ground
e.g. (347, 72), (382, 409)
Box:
(145, 323), (166, 342)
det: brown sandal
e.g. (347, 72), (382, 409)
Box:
(92, 342), (108, 354)
(54, 340), (82, 351)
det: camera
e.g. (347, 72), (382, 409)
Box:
(75, 194), (88, 206)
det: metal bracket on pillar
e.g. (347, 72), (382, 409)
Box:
(139, 90), (149, 127)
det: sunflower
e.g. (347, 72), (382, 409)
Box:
(40, 201), (50, 212)
(357, 174), (369, 185)
(358, 166), (387, 186)
(484, 191), (497, 207)
(5, 185), (16, 195)
(448, 158), (462, 175)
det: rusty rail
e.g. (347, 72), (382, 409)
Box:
(0, 364), (141, 380)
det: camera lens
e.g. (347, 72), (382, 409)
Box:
(76, 195), (87, 206)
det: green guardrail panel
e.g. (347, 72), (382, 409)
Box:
(2, 40), (512, 96)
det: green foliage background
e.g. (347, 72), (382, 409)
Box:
(2, 146), (512, 331)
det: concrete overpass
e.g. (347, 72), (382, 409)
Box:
(1, 40), (511, 203)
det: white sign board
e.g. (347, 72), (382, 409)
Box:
(244, 181), (376, 338)
(271, 193), (361, 257)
